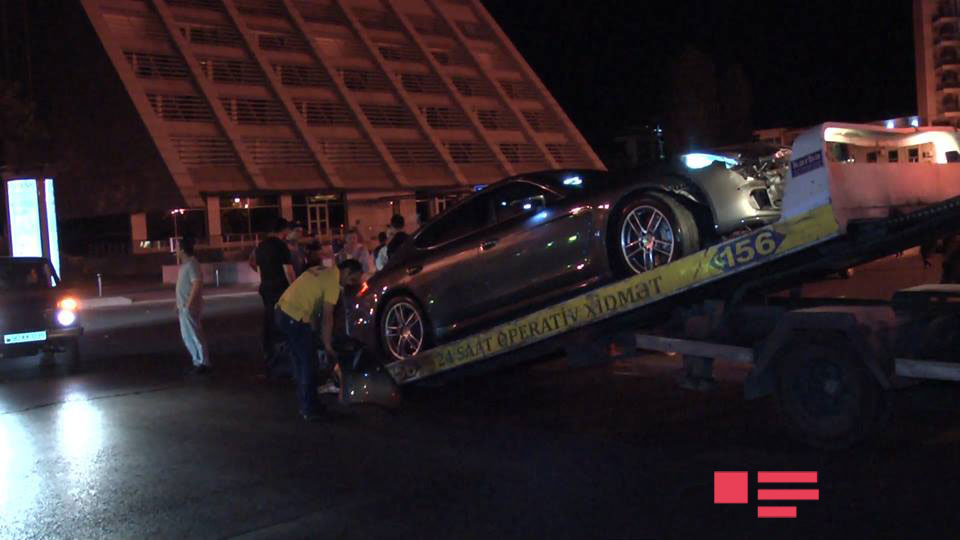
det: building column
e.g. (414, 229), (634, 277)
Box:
(206, 196), (222, 247)
(130, 212), (147, 253)
(280, 194), (294, 221)
(346, 192), (398, 244)
(397, 199), (419, 231)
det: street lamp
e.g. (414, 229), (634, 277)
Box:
(171, 208), (186, 263)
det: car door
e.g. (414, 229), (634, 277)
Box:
(475, 180), (597, 321)
(410, 192), (494, 337)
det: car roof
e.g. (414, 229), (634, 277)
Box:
(411, 168), (604, 239)
(484, 168), (606, 188)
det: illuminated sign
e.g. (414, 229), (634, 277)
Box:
(4, 176), (62, 281)
(7, 179), (43, 258)
(44, 179), (62, 279)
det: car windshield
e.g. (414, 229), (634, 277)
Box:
(0, 260), (56, 291)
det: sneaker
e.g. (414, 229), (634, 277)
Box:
(317, 381), (340, 395)
(187, 364), (212, 376)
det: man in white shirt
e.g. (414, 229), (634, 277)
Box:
(336, 228), (374, 276)
(176, 236), (211, 375)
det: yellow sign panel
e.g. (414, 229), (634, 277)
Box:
(386, 205), (841, 384)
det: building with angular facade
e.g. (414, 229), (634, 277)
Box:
(916, 0), (960, 127)
(79, 0), (602, 249)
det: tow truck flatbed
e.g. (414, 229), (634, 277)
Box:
(383, 124), (960, 385)
(348, 122), (960, 447)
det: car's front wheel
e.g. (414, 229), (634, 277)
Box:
(614, 193), (700, 275)
(380, 296), (428, 363)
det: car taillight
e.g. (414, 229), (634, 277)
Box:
(357, 282), (369, 297)
(58, 297), (79, 311)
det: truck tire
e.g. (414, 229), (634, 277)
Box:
(775, 340), (886, 449)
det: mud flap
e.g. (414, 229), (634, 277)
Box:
(564, 330), (634, 368)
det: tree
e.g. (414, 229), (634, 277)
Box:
(716, 63), (753, 146)
(665, 47), (718, 155)
(0, 81), (49, 168)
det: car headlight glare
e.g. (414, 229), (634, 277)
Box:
(681, 153), (739, 170)
(57, 309), (77, 327)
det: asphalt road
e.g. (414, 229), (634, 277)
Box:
(0, 264), (959, 539)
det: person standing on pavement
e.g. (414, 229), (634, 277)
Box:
(375, 214), (410, 270)
(372, 231), (388, 270)
(386, 214), (409, 257)
(176, 236), (211, 375)
(286, 221), (308, 277)
(274, 259), (364, 421)
(249, 218), (297, 374)
(922, 232), (960, 283)
(336, 228), (374, 276)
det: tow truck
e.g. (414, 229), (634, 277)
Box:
(340, 122), (960, 448)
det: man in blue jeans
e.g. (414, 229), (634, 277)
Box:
(274, 259), (364, 421)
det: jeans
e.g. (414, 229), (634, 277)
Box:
(275, 309), (325, 414)
(260, 289), (284, 363)
(178, 308), (209, 367)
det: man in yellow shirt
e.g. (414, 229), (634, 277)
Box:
(275, 259), (364, 421)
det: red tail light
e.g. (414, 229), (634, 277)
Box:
(357, 281), (369, 297)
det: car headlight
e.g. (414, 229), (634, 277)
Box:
(57, 309), (77, 326)
(56, 297), (78, 326)
(681, 152), (739, 170)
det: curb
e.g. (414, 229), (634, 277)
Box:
(134, 291), (258, 306)
(81, 297), (134, 309)
(80, 290), (258, 310)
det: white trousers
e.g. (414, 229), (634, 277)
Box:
(178, 308), (209, 367)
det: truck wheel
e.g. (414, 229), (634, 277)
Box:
(613, 193), (699, 276)
(775, 341), (885, 449)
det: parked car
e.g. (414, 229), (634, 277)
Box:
(352, 148), (792, 362)
(0, 257), (83, 370)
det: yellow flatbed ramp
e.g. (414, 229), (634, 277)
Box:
(384, 122), (960, 385)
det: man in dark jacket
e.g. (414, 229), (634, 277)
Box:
(249, 218), (296, 374)
(386, 214), (409, 257)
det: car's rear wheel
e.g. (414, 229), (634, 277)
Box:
(614, 193), (699, 275)
(380, 296), (428, 363)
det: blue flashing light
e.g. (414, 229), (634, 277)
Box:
(680, 153), (739, 170)
(910, 117), (920, 128)
(885, 120), (896, 129)
(562, 176), (583, 186)
(474, 184), (487, 192)
(522, 203), (532, 210)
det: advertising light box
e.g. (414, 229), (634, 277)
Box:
(44, 179), (62, 279)
(4, 175), (63, 280)
(7, 179), (43, 258)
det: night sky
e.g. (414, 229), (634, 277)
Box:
(6, 1), (919, 155)
(484, 0), (917, 145)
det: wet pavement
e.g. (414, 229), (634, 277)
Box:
(0, 263), (959, 539)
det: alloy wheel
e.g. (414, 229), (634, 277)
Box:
(383, 301), (425, 360)
(620, 205), (676, 273)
